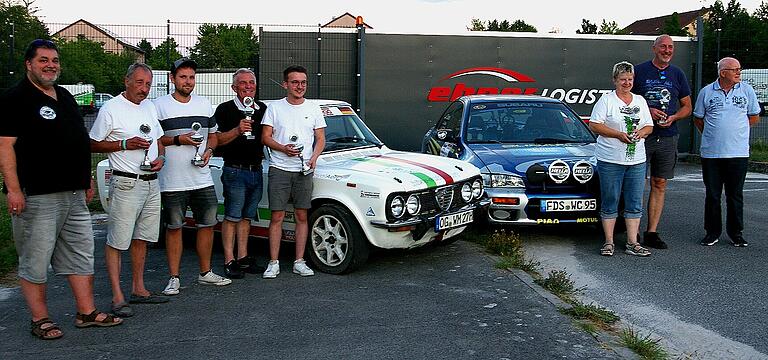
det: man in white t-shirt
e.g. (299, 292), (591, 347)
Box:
(90, 63), (168, 317)
(154, 58), (231, 295)
(261, 65), (326, 278)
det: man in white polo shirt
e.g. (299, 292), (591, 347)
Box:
(90, 62), (168, 318)
(693, 57), (760, 247)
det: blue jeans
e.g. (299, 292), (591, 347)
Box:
(221, 165), (264, 221)
(597, 160), (646, 220)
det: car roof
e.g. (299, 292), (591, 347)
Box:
(262, 99), (352, 108)
(461, 94), (563, 104)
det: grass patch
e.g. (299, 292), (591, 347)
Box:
(0, 198), (15, 275)
(534, 269), (585, 301)
(752, 140), (768, 162)
(620, 326), (669, 360)
(561, 302), (619, 329)
(576, 321), (599, 337)
(469, 229), (540, 272)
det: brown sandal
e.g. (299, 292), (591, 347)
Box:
(600, 243), (614, 256)
(31, 318), (63, 340)
(75, 310), (124, 328)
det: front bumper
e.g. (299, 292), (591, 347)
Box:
(482, 187), (599, 225)
(370, 198), (491, 240)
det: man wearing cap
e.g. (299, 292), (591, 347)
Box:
(214, 68), (267, 279)
(155, 57), (230, 295)
(90, 62), (168, 317)
(0, 39), (122, 340)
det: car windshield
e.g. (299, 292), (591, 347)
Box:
(464, 101), (595, 144)
(323, 111), (382, 152)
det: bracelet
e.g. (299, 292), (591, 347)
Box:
(205, 147), (214, 153)
(157, 154), (166, 162)
(173, 135), (181, 146)
(121, 139), (127, 150)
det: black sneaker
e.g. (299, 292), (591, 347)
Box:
(642, 232), (668, 249)
(224, 260), (244, 279)
(700, 234), (719, 246)
(730, 235), (749, 247)
(238, 256), (266, 274)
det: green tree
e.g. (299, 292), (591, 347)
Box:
(466, 18), (537, 32)
(190, 23), (259, 69)
(598, 19), (628, 35)
(57, 37), (137, 95)
(702, 0), (762, 81)
(576, 19), (597, 34)
(663, 12), (689, 36)
(138, 38), (181, 71)
(0, 1), (50, 88)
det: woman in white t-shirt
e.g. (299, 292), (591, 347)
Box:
(589, 61), (654, 257)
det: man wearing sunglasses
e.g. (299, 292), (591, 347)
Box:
(632, 34), (692, 249)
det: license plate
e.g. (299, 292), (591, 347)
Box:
(435, 209), (474, 231)
(541, 199), (596, 212)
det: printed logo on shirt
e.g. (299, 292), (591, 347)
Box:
(732, 96), (747, 109)
(707, 97), (724, 112)
(619, 106), (640, 115)
(39, 106), (56, 120)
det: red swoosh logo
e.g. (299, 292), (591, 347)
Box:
(441, 67), (536, 83)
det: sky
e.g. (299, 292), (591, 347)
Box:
(30, 0), (766, 35)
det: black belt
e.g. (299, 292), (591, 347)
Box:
(224, 163), (261, 171)
(111, 170), (158, 181)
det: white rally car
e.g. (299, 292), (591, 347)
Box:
(97, 100), (488, 274)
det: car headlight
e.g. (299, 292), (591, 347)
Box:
(472, 179), (483, 198)
(406, 194), (421, 215)
(390, 196), (405, 218)
(490, 174), (525, 188)
(461, 183), (472, 202)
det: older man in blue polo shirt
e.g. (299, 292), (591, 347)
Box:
(693, 57), (760, 247)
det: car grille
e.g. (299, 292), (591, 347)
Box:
(435, 186), (454, 210)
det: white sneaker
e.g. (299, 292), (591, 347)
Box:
(198, 270), (232, 286)
(293, 259), (315, 277)
(162, 276), (180, 296)
(263, 260), (280, 279)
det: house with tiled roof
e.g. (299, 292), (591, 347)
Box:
(623, 8), (710, 36)
(321, 12), (373, 29)
(53, 19), (145, 62)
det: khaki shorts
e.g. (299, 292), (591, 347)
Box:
(107, 176), (161, 250)
(267, 167), (313, 210)
(13, 191), (94, 284)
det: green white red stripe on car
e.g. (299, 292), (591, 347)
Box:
(348, 154), (454, 187)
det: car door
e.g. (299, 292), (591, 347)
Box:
(422, 100), (463, 158)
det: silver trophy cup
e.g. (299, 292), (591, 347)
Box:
(242, 96), (255, 140)
(190, 122), (205, 166)
(657, 88), (671, 126)
(289, 135), (313, 175)
(139, 123), (154, 171)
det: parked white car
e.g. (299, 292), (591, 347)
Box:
(96, 100), (488, 274)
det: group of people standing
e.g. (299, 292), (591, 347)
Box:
(590, 34), (760, 256)
(0, 39), (325, 339)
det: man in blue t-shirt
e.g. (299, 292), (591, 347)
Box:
(693, 57), (760, 247)
(632, 34), (692, 249)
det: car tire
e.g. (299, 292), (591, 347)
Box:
(307, 204), (369, 274)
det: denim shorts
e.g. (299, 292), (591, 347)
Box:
(221, 164), (263, 221)
(597, 160), (647, 220)
(161, 185), (218, 229)
(267, 167), (313, 210)
(107, 176), (161, 250)
(12, 191), (94, 283)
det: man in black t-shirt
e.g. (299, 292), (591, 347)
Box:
(0, 40), (122, 340)
(214, 68), (267, 279)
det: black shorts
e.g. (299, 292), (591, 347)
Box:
(645, 134), (678, 179)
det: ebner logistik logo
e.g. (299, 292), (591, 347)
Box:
(427, 67), (610, 105)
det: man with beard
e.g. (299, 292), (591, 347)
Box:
(214, 68), (267, 279)
(90, 63), (168, 317)
(155, 58), (230, 295)
(0, 39), (122, 340)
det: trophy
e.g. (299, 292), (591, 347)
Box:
(242, 96), (255, 140)
(657, 88), (671, 126)
(139, 123), (154, 171)
(190, 122), (205, 166)
(289, 135), (313, 175)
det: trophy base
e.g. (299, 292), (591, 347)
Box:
(301, 168), (314, 176)
(191, 159), (206, 166)
(139, 164), (153, 171)
(245, 135), (255, 140)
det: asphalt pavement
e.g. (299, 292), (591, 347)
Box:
(0, 216), (621, 359)
(522, 162), (768, 360)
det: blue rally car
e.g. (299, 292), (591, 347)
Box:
(422, 95), (600, 225)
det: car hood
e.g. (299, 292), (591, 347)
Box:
(466, 143), (596, 176)
(315, 146), (479, 191)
